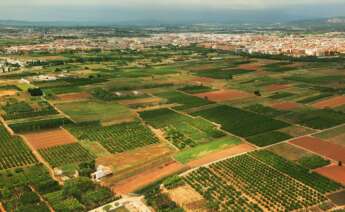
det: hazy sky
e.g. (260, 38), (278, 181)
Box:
(1, 0), (345, 23)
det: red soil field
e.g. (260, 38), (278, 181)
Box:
(194, 89), (251, 102)
(315, 165), (345, 185)
(57, 92), (91, 101)
(265, 84), (291, 92)
(112, 161), (186, 194)
(290, 136), (345, 162)
(187, 143), (255, 168)
(312, 96), (345, 109)
(23, 128), (77, 150)
(271, 102), (300, 110)
(191, 77), (215, 83)
(238, 63), (261, 71)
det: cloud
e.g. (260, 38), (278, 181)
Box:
(3, 0), (345, 9)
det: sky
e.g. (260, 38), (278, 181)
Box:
(1, 0), (345, 23)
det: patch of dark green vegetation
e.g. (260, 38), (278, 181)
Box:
(286, 75), (344, 85)
(269, 92), (295, 100)
(9, 118), (72, 133)
(263, 62), (298, 72)
(156, 91), (212, 110)
(195, 69), (252, 79)
(192, 105), (289, 137)
(178, 85), (215, 94)
(0, 85), (20, 91)
(250, 150), (343, 194)
(2, 99), (58, 120)
(297, 155), (331, 170)
(284, 109), (345, 129)
(246, 131), (292, 147)
(244, 104), (288, 117)
(297, 93), (333, 104)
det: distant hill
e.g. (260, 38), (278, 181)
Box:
(287, 17), (345, 31)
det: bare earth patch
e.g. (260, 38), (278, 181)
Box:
(265, 84), (291, 92)
(0, 90), (17, 97)
(290, 136), (345, 162)
(165, 185), (207, 212)
(238, 63), (261, 71)
(312, 96), (345, 109)
(194, 89), (252, 102)
(112, 161), (186, 194)
(271, 102), (300, 110)
(57, 92), (91, 101)
(315, 165), (345, 185)
(191, 77), (215, 83)
(97, 143), (173, 174)
(187, 143), (255, 168)
(23, 128), (77, 150)
(117, 97), (161, 106)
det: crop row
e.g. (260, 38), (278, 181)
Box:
(0, 125), (37, 170)
(184, 154), (328, 211)
(192, 105), (289, 138)
(67, 121), (159, 153)
(2, 100), (58, 120)
(164, 126), (197, 149)
(250, 150), (342, 194)
(38, 143), (95, 167)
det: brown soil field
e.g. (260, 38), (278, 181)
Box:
(268, 143), (312, 161)
(187, 143), (255, 168)
(194, 89), (251, 102)
(271, 102), (300, 110)
(23, 128), (76, 150)
(97, 143), (173, 174)
(327, 190), (345, 206)
(315, 165), (345, 185)
(312, 96), (345, 109)
(165, 185), (207, 212)
(191, 77), (215, 83)
(189, 64), (216, 72)
(279, 125), (316, 137)
(238, 63), (262, 71)
(57, 92), (91, 101)
(117, 97), (161, 106)
(326, 134), (345, 148)
(290, 136), (345, 162)
(0, 90), (17, 97)
(112, 161), (186, 194)
(265, 84), (291, 92)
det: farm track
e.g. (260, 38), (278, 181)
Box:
(30, 185), (54, 212)
(20, 134), (63, 185)
(180, 121), (345, 196)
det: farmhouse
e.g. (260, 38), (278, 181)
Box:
(91, 165), (113, 181)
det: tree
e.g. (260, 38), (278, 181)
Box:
(28, 88), (43, 96)
(254, 90), (261, 96)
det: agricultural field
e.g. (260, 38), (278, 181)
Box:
(192, 105), (289, 141)
(2, 34), (345, 211)
(54, 100), (135, 123)
(66, 121), (159, 153)
(0, 124), (38, 170)
(155, 91), (212, 110)
(183, 154), (329, 211)
(0, 98), (59, 120)
(38, 143), (95, 167)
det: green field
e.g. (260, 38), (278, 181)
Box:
(192, 105), (290, 138)
(55, 100), (134, 123)
(66, 121), (159, 153)
(38, 143), (95, 167)
(174, 136), (241, 164)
